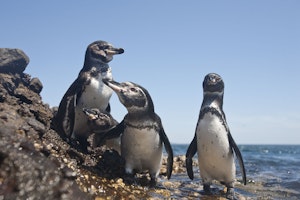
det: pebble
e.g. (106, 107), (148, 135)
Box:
(89, 185), (97, 194)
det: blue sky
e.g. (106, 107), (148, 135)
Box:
(1, 1), (299, 144)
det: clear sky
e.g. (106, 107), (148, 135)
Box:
(1, 1), (299, 144)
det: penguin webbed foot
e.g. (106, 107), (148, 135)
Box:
(122, 173), (135, 185)
(149, 175), (157, 188)
(226, 187), (235, 200)
(203, 184), (212, 195)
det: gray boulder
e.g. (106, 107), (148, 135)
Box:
(0, 48), (30, 74)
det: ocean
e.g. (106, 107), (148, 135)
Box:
(171, 144), (300, 199)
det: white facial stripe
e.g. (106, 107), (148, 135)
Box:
(140, 89), (148, 108)
(124, 82), (135, 87)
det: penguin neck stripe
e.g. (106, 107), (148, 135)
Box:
(203, 91), (223, 96)
(125, 121), (160, 132)
(199, 107), (228, 132)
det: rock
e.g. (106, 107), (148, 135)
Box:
(29, 77), (43, 94)
(0, 126), (90, 200)
(0, 55), (90, 199)
(0, 48), (29, 74)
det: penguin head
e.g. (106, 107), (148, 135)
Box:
(83, 40), (124, 70)
(103, 80), (154, 113)
(203, 73), (224, 94)
(83, 107), (103, 120)
(82, 108), (112, 130)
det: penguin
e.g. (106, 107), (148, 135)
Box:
(52, 40), (124, 149)
(82, 108), (120, 153)
(82, 107), (117, 133)
(185, 73), (246, 199)
(98, 80), (173, 185)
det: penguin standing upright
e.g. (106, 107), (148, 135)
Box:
(53, 40), (124, 150)
(97, 80), (173, 185)
(185, 73), (246, 199)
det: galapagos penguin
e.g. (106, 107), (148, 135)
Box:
(185, 73), (246, 199)
(82, 108), (120, 153)
(53, 40), (124, 150)
(98, 80), (173, 185)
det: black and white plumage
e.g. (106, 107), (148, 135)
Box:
(98, 80), (173, 185)
(185, 73), (246, 199)
(52, 40), (124, 149)
(82, 108), (120, 153)
(82, 107), (117, 132)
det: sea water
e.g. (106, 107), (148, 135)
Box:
(171, 144), (300, 199)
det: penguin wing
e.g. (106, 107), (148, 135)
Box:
(158, 126), (173, 179)
(72, 73), (90, 106)
(52, 94), (76, 138)
(55, 74), (89, 137)
(228, 132), (247, 185)
(186, 133), (197, 180)
(93, 120), (124, 147)
(105, 103), (111, 113)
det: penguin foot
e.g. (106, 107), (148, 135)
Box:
(203, 184), (212, 194)
(122, 173), (135, 185)
(226, 187), (235, 200)
(149, 176), (157, 188)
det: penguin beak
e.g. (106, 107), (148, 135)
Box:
(103, 80), (123, 93)
(105, 47), (124, 56)
(210, 77), (216, 84)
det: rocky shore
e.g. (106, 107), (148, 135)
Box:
(0, 48), (277, 200)
(0, 48), (194, 200)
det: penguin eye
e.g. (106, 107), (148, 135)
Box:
(99, 44), (110, 50)
(130, 88), (138, 93)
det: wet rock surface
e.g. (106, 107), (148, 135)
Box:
(0, 48), (289, 200)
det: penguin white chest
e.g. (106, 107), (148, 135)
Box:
(196, 112), (235, 182)
(121, 127), (163, 175)
(79, 77), (112, 110)
(72, 78), (112, 138)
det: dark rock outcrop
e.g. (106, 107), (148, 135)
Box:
(0, 48), (29, 74)
(0, 48), (90, 199)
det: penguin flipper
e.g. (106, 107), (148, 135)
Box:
(52, 94), (75, 139)
(55, 74), (88, 137)
(228, 132), (247, 185)
(105, 103), (111, 113)
(93, 120), (124, 147)
(159, 127), (173, 179)
(186, 134), (197, 180)
(64, 95), (76, 136)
